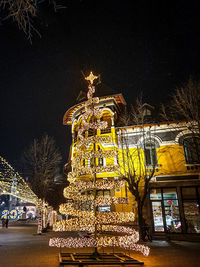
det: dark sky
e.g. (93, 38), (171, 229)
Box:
(1, 0), (200, 166)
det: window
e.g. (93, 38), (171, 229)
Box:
(182, 186), (200, 233)
(181, 136), (200, 164)
(163, 188), (181, 233)
(150, 189), (162, 200)
(90, 158), (95, 168)
(98, 206), (111, 212)
(97, 190), (111, 197)
(97, 190), (111, 212)
(150, 188), (181, 233)
(144, 141), (157, 166)
(98, 157), (103, 166)
(88, 129), (97, 137)
(101, 128), (111, 134)
(98, 148), (103, 166)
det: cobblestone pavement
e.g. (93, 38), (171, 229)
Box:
(0, 225), (200, 267)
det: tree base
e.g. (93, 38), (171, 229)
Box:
(59, 252), (144, 266)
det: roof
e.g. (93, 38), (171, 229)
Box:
(63, 94), (126, 125)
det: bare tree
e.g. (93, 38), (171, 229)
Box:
(0, 0), (66, 42)
(161, 78), (200, 164)
(21, 134), (62, 201)
(118, 98), (158, 240)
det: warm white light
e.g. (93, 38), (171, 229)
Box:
(50, 72), (150, 257)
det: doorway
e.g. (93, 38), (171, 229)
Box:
(150, 188), (182, 233)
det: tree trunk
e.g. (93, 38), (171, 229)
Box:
(137, 201), (145, 241)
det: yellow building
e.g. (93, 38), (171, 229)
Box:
(63, 92), (200, 239)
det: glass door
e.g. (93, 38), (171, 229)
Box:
(150, 188), (182, 233)
(151, 201), (164, 232)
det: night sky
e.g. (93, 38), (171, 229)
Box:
(1, 0), (200, 166)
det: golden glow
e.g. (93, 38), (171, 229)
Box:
(0, 156), (39, 205)
(50, 73), (150, 257)
(85, 71), (99, 85)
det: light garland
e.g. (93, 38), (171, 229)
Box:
(50, 72), (150, 257)
(76, 135), (111, 148)
(49, 236), (150, 256)
(73, 150), (117, 160)
(0, 155), (39, 205)
(53, 218), (95, 232)
(63, 192), (128, 205)
(53, 222), (137, 237)
(64, 180), (124, 193)
(59, 203), (135, 224)
(69, 165), (120, 176)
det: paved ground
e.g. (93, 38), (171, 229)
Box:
(0, 224), (200, 267)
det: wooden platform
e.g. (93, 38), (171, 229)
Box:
(59, 252), (144, 266)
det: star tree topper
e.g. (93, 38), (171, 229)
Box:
(85, 71), (99, 85)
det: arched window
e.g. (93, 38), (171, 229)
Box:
(180, 135), (200, 164)
(144, 140), (159, 166)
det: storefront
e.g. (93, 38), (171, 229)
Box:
(149, 180), (200, 238)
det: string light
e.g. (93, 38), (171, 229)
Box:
(73, 150), (117, 160)
(0, 156), (39, 205)
(49, 236), (150, 256)
(63, 192), (128, 205)
(50, 72), (150, 257)
(63, 180), (124, 193)
(76, 135), (111, 148)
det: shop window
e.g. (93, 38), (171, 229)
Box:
(182, 186), (200, 233)
(163, 188), (181, 233)
(144, 141), (157, 166)
(163, 188), (177, 199)
(150, 189), (162, 200)
(183, 201), (200, 233)
(181, 136), (200, 164)
(150, 188), (181, 233)
(152, 202), (164, 232)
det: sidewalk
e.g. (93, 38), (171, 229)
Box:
(0, 225), (200, 266)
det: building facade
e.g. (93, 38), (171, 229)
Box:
(63, 92), (200, 239)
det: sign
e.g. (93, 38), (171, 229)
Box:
(1, 209), (24, 220)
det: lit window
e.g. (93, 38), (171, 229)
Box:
(144, 141), (157, 166)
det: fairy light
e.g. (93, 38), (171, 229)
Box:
(76, 135), (111, 148)
(0, 155), (39, 205)
(49, 236), (150, 256)
(50, 72), (150, 257)
(63, 180), (124, 194)
(69, 165), (120, 177)
(73, 150), (117, 160)
(63, 192), (128, 205)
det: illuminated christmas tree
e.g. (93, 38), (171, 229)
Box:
(49, 72), (149, 256)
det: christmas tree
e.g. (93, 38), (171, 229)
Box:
(49, 72), (149, 256)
